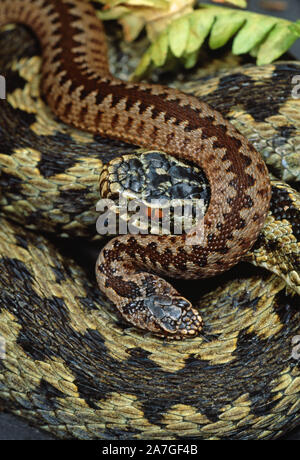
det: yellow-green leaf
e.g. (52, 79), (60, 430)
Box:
(257, 22), (300, 65)
(152, 29), (169, 66)
(185, 10), (215, 54)
(232, 16), (277, 55)
(209, 14), (245, 49)
(135, 48), (153, 77)
(168, 15), (190, 57)
(183, 49), (199, 68)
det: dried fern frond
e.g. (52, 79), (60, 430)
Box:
(95, 0), (195, 42)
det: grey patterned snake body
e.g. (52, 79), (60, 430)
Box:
(0, 5), (299, 439)
(0, 0), (271, 337)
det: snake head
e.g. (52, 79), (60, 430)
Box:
(142, 294), (203, 339)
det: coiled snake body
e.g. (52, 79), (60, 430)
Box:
(0, 0), (299, 440)
(0, 0), (272, 338)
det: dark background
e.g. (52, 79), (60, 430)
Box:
(0, 0), (299, 441)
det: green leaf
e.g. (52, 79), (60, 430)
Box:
(133, 4), (300, 79)
(182, 49), (199, 68)
(257, 22), (300, 65)
(168, 15), (190, 57)
(185, 10), (215, 54)
(209, 14), (245, 49)
(232, 16), (277, 55)
(152, 29), (169, 66)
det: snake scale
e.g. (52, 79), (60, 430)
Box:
(0, 0), (299, 440)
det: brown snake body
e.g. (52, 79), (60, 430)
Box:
(0, 0), (271, 338)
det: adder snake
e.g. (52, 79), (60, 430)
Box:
(0, 0), (299, 440)
(0, 0), (272, 338)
